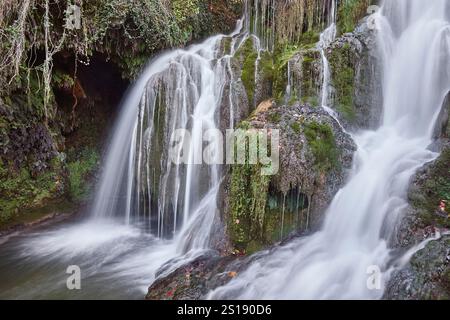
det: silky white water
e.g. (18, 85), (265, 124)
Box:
(209, 0), (450, 299)
(0, 18), (250, 299)
(319, 0), (337, 109)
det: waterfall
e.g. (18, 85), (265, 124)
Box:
(246, 0), (276, 51)
(89, 22), (246, 249)
(209, 0), (450, 299)
(319, 0), (337, 116)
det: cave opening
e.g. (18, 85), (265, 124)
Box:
(51, 51), (130, 151)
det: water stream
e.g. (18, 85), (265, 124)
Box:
(209, 0), (450, 299)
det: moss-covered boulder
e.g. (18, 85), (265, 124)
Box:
(325, 19), (382, 129)
(223, 102), (356, 253)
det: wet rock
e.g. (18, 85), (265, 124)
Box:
(385, 99), (450, 299)
(284, 48), (323, 106)
(433, 92), (450, 141)
(326, 18), (383, 130)
(385, 237), (450, 300)
(223, 102), (356, 253)
(146, 253), (246, 300)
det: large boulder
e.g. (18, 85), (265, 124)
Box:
(222, 101), (356, 253)
(326, 19), (383, 130)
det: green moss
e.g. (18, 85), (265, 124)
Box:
(0, 198), (76, 231)
(301, 96), (319, 106)
(410, 148), (450, 229)
(0, 161), (63, 224)
(337, 0), (371, 34)
(66, 148), (99, 202)
(237, 38), (258, 105)
(228, 118), (311, 253)
(291, 121), (301, 134)
(304, 121), (339, 172)
(259, 50), (275, 82)
(229, 162), (270, 252)
(269, 45), (320, 106)
(299, 31), (320, 48)
(118, 55), (149, 79)
(328, 43), (356, 122)
(268, 112), (281, 123)
(272, 44), (300, 103)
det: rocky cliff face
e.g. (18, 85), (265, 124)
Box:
(385, 96), (450, 300)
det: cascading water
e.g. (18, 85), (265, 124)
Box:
(319, 0), (340, 120)
(0, 16), (249, 299)
(209, 0), (450, 299)
(92, 35), (227, 244)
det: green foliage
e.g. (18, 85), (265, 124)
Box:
(228, 120), (274, 252)
(259, 50), (274, 82)
(304, 121), (339, 172)
(298, 30), (320, 48)
(271, 44), (300, 102)
(301, 96), (319, 106)
(275, 44), (300, 70)
(52, 70), (75, 89)
(172, 0), (200, 23)
(0, 160), (62, 224)
(337, 0), (371, 34)
(66, 148), (99, 201)
(338, 100), (356, 121)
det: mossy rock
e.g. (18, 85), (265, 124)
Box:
(304, 121), (339, 173)
(409, 148), (450, 229)
(327, 42), (357, 122)
(233, 38), (258, 107)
